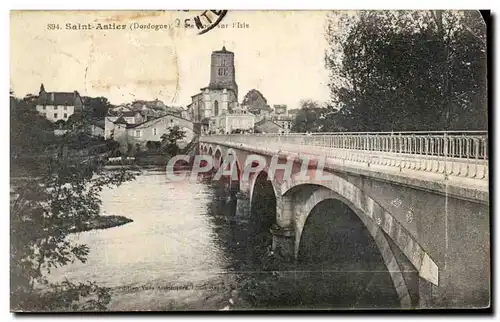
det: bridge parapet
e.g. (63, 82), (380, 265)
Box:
(201, 131), (488, 180)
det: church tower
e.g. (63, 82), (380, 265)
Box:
(208, 46), (238, 98)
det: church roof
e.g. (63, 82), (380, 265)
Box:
(200, 86), (237, 95)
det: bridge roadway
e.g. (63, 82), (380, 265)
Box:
(198, 132), (489, 309)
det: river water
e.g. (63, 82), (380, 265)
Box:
(48, 170), (400, 310)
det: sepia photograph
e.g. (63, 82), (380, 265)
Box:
(9, 9), (489, 312)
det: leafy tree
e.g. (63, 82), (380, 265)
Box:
(145, 141), (162, 153)
(291, 100), (343, 133)
(10, 93), (135, 311)
(82, 96), (112, 119)
(161, 125), (186, 156)
(10, 93), (56, 158)
(105, 139), (121, 157)
(242, 89), (271, 114)
(325, 10), (487, 131)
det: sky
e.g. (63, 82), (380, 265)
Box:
(10, 11), (332, 110)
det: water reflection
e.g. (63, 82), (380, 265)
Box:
(205, 176), (401, 309)
(46, 171), (401, 310)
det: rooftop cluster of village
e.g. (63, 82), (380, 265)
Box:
(33, 46), (300, 149)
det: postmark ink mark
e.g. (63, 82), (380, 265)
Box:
(183, 10), (228, 35)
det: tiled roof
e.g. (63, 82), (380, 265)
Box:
(127, 113), (193, 129)
(248, 104), (273, 112)
(201, 85), (237, 94)
(114, 116), (128, 125)
(38, 92), (80, 106)
(120, 111), (140, 117)
(255, 118), (282, 127)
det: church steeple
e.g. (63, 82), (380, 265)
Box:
(209, 46), (238, 98)
(39, 83), (46, 94)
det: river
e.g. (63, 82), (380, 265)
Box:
(48, 170), (400, 310)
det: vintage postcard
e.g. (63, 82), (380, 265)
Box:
(10, 10), (489, 311)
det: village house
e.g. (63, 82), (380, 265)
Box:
(106, 113), (195, 150)
(211, 104), (255, 134)
(105, 111), (145, 139)
(35, 84), (84, 123)
(268, 105), (293, 133)
(127, 114), (195, 148)
(89, 119), (105, 137)
(254, 118), (286, 134)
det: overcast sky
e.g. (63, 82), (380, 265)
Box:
(10, 11), (331, 110)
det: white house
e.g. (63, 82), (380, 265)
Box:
(105, 111), (145, 139)
(210, 104), (255, 134)
(35, 84), (84, 122)
(105, 113), (195, 149)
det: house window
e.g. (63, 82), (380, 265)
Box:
(170, 119), (173, 123)
(153, 128), (157, 136)
(54, 106), (58, 110)
(135, 130), (141, 137)
(54, 113), (58, 118)
(42, 106), (46, 110)
(64, 106), (68, 110)
(64, 113), (68, 118)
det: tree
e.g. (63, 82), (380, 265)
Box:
(161, 125), (186, 156)
(325, 10), (487, 131)
(291, 100), (343, 133)
(10, 93), (135, 311)
(145, 141), (161, 153)
(83, 96), (112, 119)
(10, 92), (57, 158)
(242, 89), (270, 114)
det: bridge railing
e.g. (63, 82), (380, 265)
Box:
(200, 131), (488, 179)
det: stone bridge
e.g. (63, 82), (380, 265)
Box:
(198, 132), (489, 309)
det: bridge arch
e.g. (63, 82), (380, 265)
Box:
(207, 145), (214, 156)
(214, 147), (223, 169)
(281, 175), (439, 288)
(214, 145), (223, 157)
(289, 184), (413, 307)
(248, 170), (278, 255)
(224, 149), (243, 181)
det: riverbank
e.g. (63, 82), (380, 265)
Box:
(69, 215), (133, 233)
